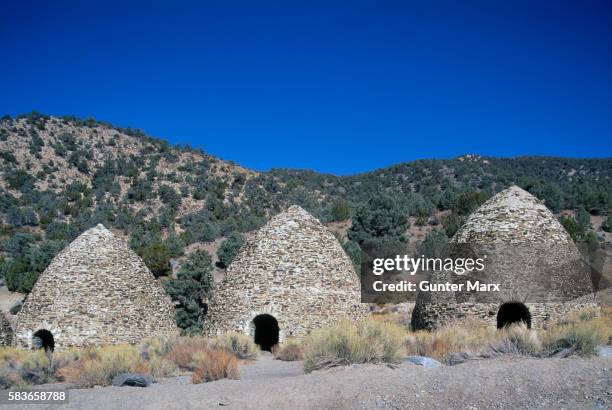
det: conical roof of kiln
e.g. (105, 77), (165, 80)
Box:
(452, 186), (575, 245)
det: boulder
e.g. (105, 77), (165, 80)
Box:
(404, 356), (442, 368)
(597, 345), (612, 358)
(111, 373), (153, 387)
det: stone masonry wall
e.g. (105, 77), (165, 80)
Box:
(15, 225), (178, 350)
(412, 186), (598, 330)
(204, 206), (368, 340)
(0, 314), (13, 346)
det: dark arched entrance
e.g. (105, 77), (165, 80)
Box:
(253, 314), (279, 351)
(33, 329), (55, 352)
(497, 302), (531, 329)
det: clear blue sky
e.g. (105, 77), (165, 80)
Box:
(1, 1), (611, 175)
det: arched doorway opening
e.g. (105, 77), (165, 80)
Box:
(497, 302), (531, 329)
(33, 329), (55, 352)
(253, 314), (279, 351)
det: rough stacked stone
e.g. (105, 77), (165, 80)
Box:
(0, 314), (13, 346)
(15, 224), (178, 350)
(204, 205), (368, 340)
(412, 186), (598, 330)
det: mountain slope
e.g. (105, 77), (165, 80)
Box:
(0, 112), (610, 299)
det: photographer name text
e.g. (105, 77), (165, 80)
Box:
(372, 280), (500, 292)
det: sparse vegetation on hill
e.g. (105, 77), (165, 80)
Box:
(0, 112), (610, 330)
(216, 232), (245, 269)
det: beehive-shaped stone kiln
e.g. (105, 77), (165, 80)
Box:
(411, 186), (597, 330)
(15, 224), (178, 350)
(205, 205), (368, 349)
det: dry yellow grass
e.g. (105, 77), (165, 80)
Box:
(1, 307), (609, 388)
(541, 306), (610, 356)
(165, 336), (210, 371)
(191, 348), (239, 383)
(406, 318), (498, 360)
(210, 332), (258, 360)
(274, 340), (304, 361)
(303, 319), (407, 372)
(0, 333), (247, 388)
(56, 345), (147, 388)
(407, 307), (612, 361)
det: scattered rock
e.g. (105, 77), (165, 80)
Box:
(404, 356), (442, 368)
(111, 373), (153, 387)
(9, 300), (23, 315)
(445, 351), (476, 366)
(549, 347), (576, 358)
(597, 345), (612, 358)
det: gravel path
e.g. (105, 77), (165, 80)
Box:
(6, 356), (611, 410)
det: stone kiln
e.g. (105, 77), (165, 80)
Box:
(15, 224), (178, 350)
(411, 186), (598, 330)
(204, 205), (368, 348)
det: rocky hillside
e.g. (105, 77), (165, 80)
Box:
(0, 112), (610, 330)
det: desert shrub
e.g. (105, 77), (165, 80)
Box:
(274, 341), (303, 361)
(165, 336), (210, 371)
(330, 199), (351, 221)
(302, 319), (406, 372)
(138, 336), (179, 378)
(0, 347), (30, 363)
(416, 229), (448, 258)
(488, 323), (541, 356)
(505, 323), (541, 354)
(0, 364), (24, 389)
(191, 348), (239, 383)
(406, 319), (498, 361)
(542, 322), (603, 357)
(0, 348), (34, 388)
(348, 194), (408, 245)
(441, 212), (465, 237)
(408, 308), (611, 362)
(210, 332), (258, 360)
(17, 351), (52, 384)
(542, 307), (611, 353)
(6, 169), (34, 192)
(602, 215), (612, 233)
(455, 191), (489, 215)
(556, 307), (601, 325)
(139, 335), (177, 360)
(5, 206), (38, 227)
(157, 185), (181, 209)
(137, 242), (172, 277)
(415, 216), (428, 226)
(164, 250), (213, 333)
(57, 345), (146, 388)
(216, 232), (245, 268)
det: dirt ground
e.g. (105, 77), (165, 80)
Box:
(8, 353), (611, 410)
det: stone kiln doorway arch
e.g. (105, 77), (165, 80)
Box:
(253, 314), (279, 351)
(33, 329), (55, 352)
(497, 302), (531, 329)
